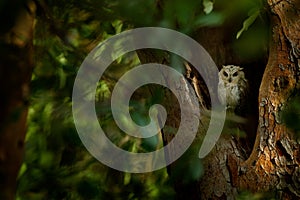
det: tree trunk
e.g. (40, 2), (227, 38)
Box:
(138, 0), (300, 199)
(240, 0), (300, 197)
(195, 0), (300, 199)
(0, 1), (36, 199)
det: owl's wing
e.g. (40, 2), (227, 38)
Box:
(235, 80), (249, 116)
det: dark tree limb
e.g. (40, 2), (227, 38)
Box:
(0, 1), (36, 199)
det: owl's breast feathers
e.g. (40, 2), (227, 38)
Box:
(226, 84), (241, 107)
(218, 80), (248, 109)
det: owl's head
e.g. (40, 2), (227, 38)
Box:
(219, 65), (245, 84)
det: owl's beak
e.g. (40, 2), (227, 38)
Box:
(228, 78), (232, 82)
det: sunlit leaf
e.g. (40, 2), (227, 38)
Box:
(124, 173), (131, 185)
(203, 0), (214, 14)
(17, 164), (27, 179)
(236, 9), (260, 39)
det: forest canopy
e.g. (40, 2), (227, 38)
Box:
(0, 0), (299, 199)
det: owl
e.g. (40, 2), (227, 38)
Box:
(218, 65), (249, 114)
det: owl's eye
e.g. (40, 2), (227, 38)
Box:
(232, 72), (238, 77)
(223, 71), (228, 77)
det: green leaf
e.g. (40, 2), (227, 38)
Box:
(236, 9), (260, 39)
(123, 173), (131, 185)
(194, 12), (224, 27)
(203, 0), (214, 14)
(58, 67), (67, 89)
(17, 164), (27, 179)
(39, 151), (55, 168)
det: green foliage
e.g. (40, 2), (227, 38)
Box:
(194, 12), (224, 27)
(17, 1), (176, 199)
(237, 190), (277, 200)
(236, 8), (260, 39)
(282, 95), (300, 138)
(110, 0), (156, 27)
(169, 144), (204, 184)
(15, 0), (271, 199)
(233, 24), (269, 60)
(203, 0), (214, 14)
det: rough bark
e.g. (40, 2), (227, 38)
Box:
(239, 0), (300, 198)
(188, 0), (300, 199)
(138, 0), (300, 199)
(191, 1), (300, 198)
(0, 1), (36, 199)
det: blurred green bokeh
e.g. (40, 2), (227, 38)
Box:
(282, 95), (300, 138)
(13, 0), (271, 199)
